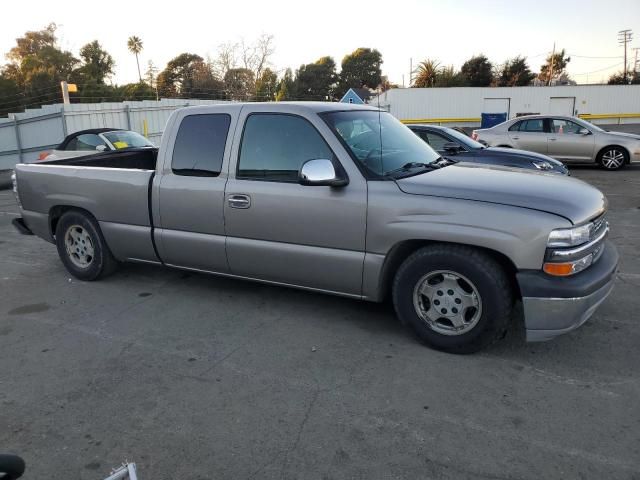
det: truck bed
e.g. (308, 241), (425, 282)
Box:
(15, 150), (159, 263)
(44, 147), (158, 170)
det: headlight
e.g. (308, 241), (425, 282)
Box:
(547, 224), (592, 247)
(532, 160), (553, 171)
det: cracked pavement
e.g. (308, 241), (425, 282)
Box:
(0, 165), (639, 479)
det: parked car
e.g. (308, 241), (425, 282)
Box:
(408, 124), (568, 174)
(41, 128), (155, 161)
(473, 115), (640, 170)
(12, 102), (617, 353)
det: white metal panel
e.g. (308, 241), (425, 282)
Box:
(482, 98), (510, 115)
(549, 97), (576, 116)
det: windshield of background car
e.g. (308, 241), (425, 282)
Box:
(443, 127), (485, 149)
(103, 131), (154, 149)
(323, 111), (441, 176)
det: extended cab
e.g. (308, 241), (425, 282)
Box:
(11, 103), (618, 353)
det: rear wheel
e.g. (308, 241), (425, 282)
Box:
(392, 244), (513, 354)
(598, 147), (628, 170)
(55, 210), (118, 280)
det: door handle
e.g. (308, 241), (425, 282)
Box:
(549, 138), (557, 141)
(228, 194), (251, 209)
(511, 136), (519, 140)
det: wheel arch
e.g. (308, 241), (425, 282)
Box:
(596, 144), (630, 164)
(49, 205), (99, 238)
(377, 239), (520, 302)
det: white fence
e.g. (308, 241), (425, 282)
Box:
(0, 99), (231, 170)
(370, 84), (640, 127)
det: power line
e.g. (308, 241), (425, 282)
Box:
(618, 29), (633, 77)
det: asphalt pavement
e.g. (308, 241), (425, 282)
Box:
(0, 165), (638, 479)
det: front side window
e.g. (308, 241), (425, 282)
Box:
(73, 134), (107, 151)
(172, 114), (231, 176)
(103, 131), (154, 149)
(238, 114), (334, 182)
(551, 119), (584, 134)
(423, 132), (450, 152)
(323, 110), (440, 176)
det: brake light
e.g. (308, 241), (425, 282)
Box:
(38, 152), (50, 161)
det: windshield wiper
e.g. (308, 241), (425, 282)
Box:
(384, 162), (436, 177)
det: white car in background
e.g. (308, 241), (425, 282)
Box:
(473, 115), (640, 170)
(42, 128), (155, 161)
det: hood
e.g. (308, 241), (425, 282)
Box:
(601, 130), (640, 140)
(486, 147), (566, 167)
(396, 163), (606, 224)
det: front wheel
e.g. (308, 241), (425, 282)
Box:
(392, 244), (514, 354)
(55, 210), (118, 281)
(598, 147), (628, 170)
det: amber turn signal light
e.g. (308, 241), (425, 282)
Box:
(543, 262), (574, 276)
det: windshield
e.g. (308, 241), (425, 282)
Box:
(103, 131), (154, 149)
(442, 127), (485, 149)
(572, 117), (604, 132)
(323, 110), (441, 176)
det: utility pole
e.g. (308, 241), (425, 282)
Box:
(633, 47), (639, 75)
(618, 29), (633, 78)
(409, 58), (413, 87)
(548, 42), (556, 86)
(60, 81), (70, 104)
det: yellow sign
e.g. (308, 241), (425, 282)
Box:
(67, 83), (78, 93)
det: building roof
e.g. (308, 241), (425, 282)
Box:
(350, 87), (373, 101)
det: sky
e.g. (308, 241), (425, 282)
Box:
(2, 0), (639, 86)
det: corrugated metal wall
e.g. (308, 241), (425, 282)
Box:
(371, 85), (640, 126)
(0, 98), (231, 169)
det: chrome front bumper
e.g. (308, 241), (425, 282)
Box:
(523, 276), (615, 342)
(517, 241), (618, 342)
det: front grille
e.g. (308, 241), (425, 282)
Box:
(591, 214), (607, 241)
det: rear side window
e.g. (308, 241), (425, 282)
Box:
(508, 122), (522, 132)
(172, 114), (231, 176)
(519, 119), (545, 132)
(238, 114), (333, 182)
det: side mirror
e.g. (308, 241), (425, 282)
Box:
(443, 142), (462, 153)
(298, 159), (348, 187)
(578, 128), (591, 135)
(95, 144), (108, 152)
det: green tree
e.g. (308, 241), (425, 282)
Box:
(255, 67), (278, 101)
(276, 68), (295, 101)
(157, 53), (224, 98)
(75, 40), (115, 84)
(127, 36), (143, 82)
(224, 67), (255, 100)
(3, 24), (78, 111)
(412, 59), (440, 87)
(494, 56), (536, 86)
(0, 74), (22, 116)
(120, 82), (156, 100)
(607, 70), (639, 85)
(294, 56), (338, 100)
(434, 65), (466, 87)
(460, 55), (493, 86)
(337, 48), (383, 97)
(538, 49), (570, 85)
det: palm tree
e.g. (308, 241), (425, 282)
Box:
(127, 36), (143, 83)
(412, 59), (440, 88)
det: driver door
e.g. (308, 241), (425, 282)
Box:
(224, 107), (367, 296)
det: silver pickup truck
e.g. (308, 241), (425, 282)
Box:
(11, 102), (618, 353)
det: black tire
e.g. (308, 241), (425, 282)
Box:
(597, 146), (628, 170)
(55, 210), (118, 281)
(392, 244), (513, 354)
